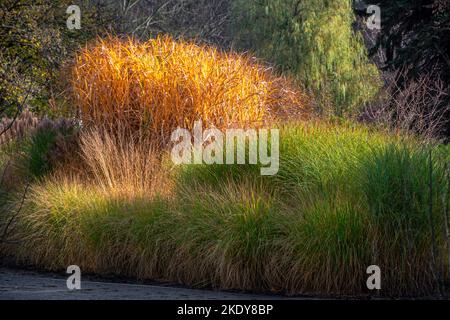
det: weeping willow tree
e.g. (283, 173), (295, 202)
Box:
(233, 0), (381, 116)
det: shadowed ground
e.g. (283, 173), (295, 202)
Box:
(0, 267), (293, 300)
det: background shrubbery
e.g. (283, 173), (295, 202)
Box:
(2, 0), (448, 137)
(0, 0), (112, 116)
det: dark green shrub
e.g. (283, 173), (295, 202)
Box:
(24, 128), (57, 178)
(21, 118), (77, 179)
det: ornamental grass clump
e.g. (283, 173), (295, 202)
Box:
(71, 35), (306, 143)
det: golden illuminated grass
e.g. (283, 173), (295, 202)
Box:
(71, 35), (306, 143)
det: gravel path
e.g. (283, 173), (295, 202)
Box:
(0, 267), (288, 300)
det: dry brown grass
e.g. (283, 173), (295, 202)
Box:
(78, 127), (172, 198)
(361, 69), (450, 141)
(0, 109), (39, 145)
(71, 35), (306, 144)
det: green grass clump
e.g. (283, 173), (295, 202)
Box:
(11, 178), (174, 276)
(282, 197), (371, 293)
(174, 122), (449, 294)
(22, 129), (58, 178)
(5, 118), (78, 180)
(2, 122), (449, 296)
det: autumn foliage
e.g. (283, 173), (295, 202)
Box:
(71, 36), (305, 142)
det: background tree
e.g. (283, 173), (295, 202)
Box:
(369, 0), (449, 84)
(0, 0), (111, 117)
(233, 0), (381, 117)
(355, 0), (450, 139)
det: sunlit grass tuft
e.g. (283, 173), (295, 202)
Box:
(72, 35), (307, 143)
